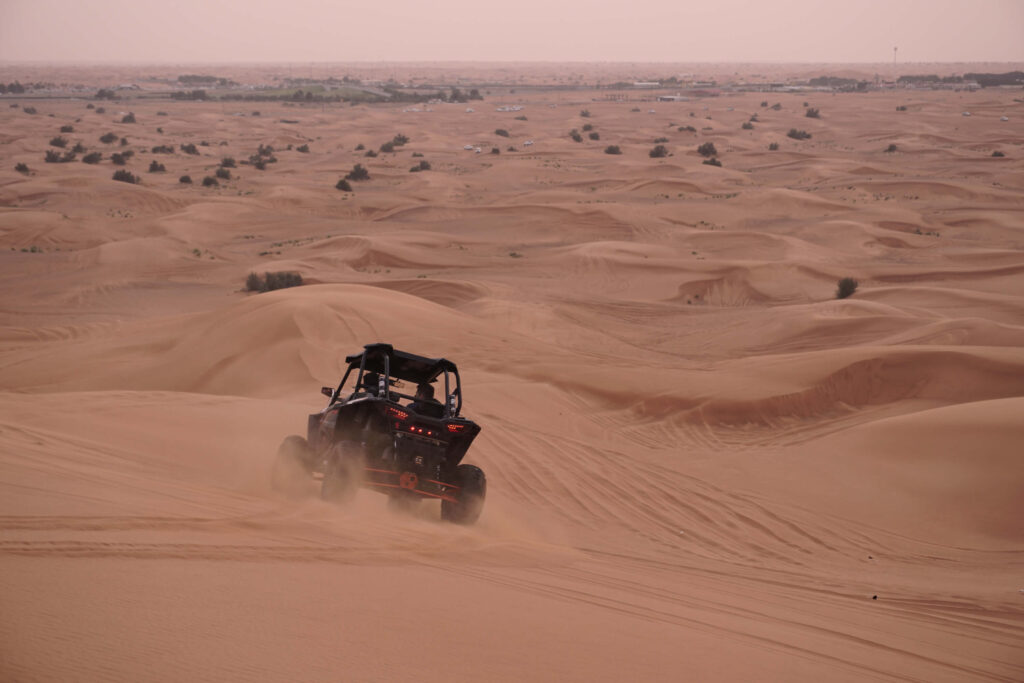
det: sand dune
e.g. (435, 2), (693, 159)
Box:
(1, 68), (1023, 682)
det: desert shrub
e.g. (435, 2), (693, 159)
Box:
(345, 163), (370, 181)
(836, 277), (858, 299)
(515, 115), (527, 121)
(380, 141), (395, 153)
(257, 144), (274, 157)
(749, 114), (759, 122)
(95, 88), (116, 100)
(787, 128), (811, 140)
(156, 127), (164, 134)
(151, 144), (174, 153)
(251, 158), (266, 170)
(678, 125), (696, 132)
(653, 137), (668, 143)
(100, 132), (118, 143)
(202, 176), (219, 187)
(251, 111), (260, 117)
(296, 144), (309, 153)
(631, 107), (641, 112)
(60, 150), (77, 162)
(220, 157), (236, 168)
(491, 147), (500, 154)
(771, 103), (782, 111)
(741, 122), (754, 130)
(495, 128), (510, 137)
(246, 271), (303, 293)
(180, 143), (199, 155)
(95, 107), (106, 114)
(805, 107), (820, 118)
(110, 153), (127, 165)
(416, 160), (431, 171)
(121, 150), (134, 158)
(769, 142), (779, 151)
(649, 145), (669, 158)
(120, 137), (128, 146)
(15, 162), (30, 174)
(71, 142), (86, 154)
(760, 100), (768, 107)
(157, 111), (168, 116)
(364, 149), (378, 158)
(148, 160), (166, 173)
(23, 106), (38, 115)
(44, 150), (61, 163)
(179, 175), (192, 184)
(507, 146), (517, 152)
(702, 157), (722, 167)
(112, 169), (139, 184)
(215, 167), (230, 180)
(336, 178), (353, 191)
(355, 143), (365, 150)
(885, 143), (898, 153)
(82, 152), (102, 164)
(86, 103), (95, 109)
(50, 136), (68, 148)
(697, 142), (717, 157)
(580, 109), (591, 117)
(604, 145), (622, 155)
(582, 124), (593, 132)
(896, 105), (907, 111)
(60, 124), (74, 133)
(569, 129), (583, 143)
(992, 150), (1005, 157)
(121, 112), (136, 123)
(411, 152), (423, 157)
(392, 134), (409, 146)
(588, 132), (600, 140)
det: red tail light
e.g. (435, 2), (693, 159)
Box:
(386, 406), (408, 421)
(447, 423), (466, 433)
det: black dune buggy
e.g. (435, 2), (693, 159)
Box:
(272, 343), (486, 524)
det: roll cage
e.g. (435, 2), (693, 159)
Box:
(327, 343), (465, 418)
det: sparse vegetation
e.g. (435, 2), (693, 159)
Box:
(149, 160), (166, 173)
(896, 105), (907, 111)
(49, 136), (68, 148)
(60, 125), (74, 133)
(697, 142), (717, 157)
(345, 163), (370, 181)
(570, 129), (583, 143)
(380, 141), (395, 153)
(120, 112), (136, 124)
(649, 145), (669, 158)
(95, 88), (116, 100)
(179, 175), (192, 184)
(515, 115), (527, 121)
(491, 147), (500, 155)
(23, 106), (38, 115)
(769, 142), (779, 151)
(220, 157), (236, 168)
(151, 145), (174, 154)
(296, 144), (309, 153)
(180, 143), (199, 155)
(100, 132), (118, 144)
(582, 124), (593, 132)
(110, 153), (127, 165)
(495, 129), (510, 137)
(787, 129), (812, 140)
(992, 150), (1005, 157)
(678, 125), (696, 133)
(364, 149), (378, 158)
(409, 160), (431, 172)
(202, 176), (219, 187)
(836, 277), (858, 299)
(336, 178), (353, 191)
(805, 107), (820, 118)
(392, 134), (409, 146)
(885, 143), (898, 153)
(653, 137), (668, 143)
(588, 132), (600, 140)
(741, 121), (754, 130)
(215, 167), (231, 180)
(15, 162), (30, 174)
(355, 143), (365, 151)
(604, 145), (622, 155)
(580, 109), (591, 118)
(702, 158), (722, 167)
(82, 152), (102, 164)
(771, 103), (782, 111)
(112, 169), (139, 184)
(245, 271), (303, 293)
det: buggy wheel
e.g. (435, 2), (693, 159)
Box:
(441, 464), (486, 525)
(321, 442), (365, 505)
(271, 435), (314, 498)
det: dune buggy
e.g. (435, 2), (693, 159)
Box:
(272, 343), (486, 524)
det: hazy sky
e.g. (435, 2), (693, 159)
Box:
(1, 0), (1022, 63)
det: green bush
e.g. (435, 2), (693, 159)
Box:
(346, 164), (370, 181)
(112, 169), (139, 184)
(50, 136), (68, 148)
(495, 129), (510, 137)
(769, 142), (779, 151)
(491, 147), (500, 154)
(379, 141), (395, 153)
(296, 144), (309, 153)
(60, 125), (74, 133)
(741, 122), (754, 130)
(202, 176), (219, 187)
(99, 131), (118, 143)
(604, 145), (622, 155)
(246, 271), (303, 293)
(121, 112), (136, 123)
(355, 143), (365, 151)
(805, 108), (820, 118)
(836, 277), (858, 299)
(336, 178), (353, 191)
(82, 152), (102, 164)
(409, 160), (431, 172)
(110, 153), (127, 165)
(653, 137), (668, 143)
(149, 160), (166, 173)
(885, 143), (898, 153)
(580, 109), (591, 118)
(697, 142), (717, 157)
(569, 129), (583, 143)
(992, 150), (1005, 157)
(649, 145), (669, 158)
(787, 129), (811, 140)
(180, 143), (199, 155)
(179, 175), (192, 184)
(44, 150), (61, 163)
(678, 125), (696, 133)
(215, 167), (230, 180)
(15, 162), (30, 174)
(702, 157), (722, 167)
(151, 145), (174, 154)
(364, 149), (378, 158)
(392, 134), (409, 146)
(220, 157), (236, 168)
(582, 124), (593, 132)
(588, 132), (600, 140)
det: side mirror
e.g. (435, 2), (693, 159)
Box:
(321, 387), (334, 398)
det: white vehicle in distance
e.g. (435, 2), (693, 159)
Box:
(523, 140), (534, 146)
(463, 145), (474, 150)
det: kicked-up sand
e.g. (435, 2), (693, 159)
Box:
(1, 64), (1023, 682)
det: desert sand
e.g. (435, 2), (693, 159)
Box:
(1, 64), (1023, 681)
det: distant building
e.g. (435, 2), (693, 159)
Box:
(633, 82), (661, 89)
(657, 94), (689, 102)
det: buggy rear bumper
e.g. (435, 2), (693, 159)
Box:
(363, 467), (461, 503)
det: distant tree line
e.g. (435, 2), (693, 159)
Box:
(171, 90), (209, 100)
(963, 71), (1024, 87)
(178, 74), (237, 87)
